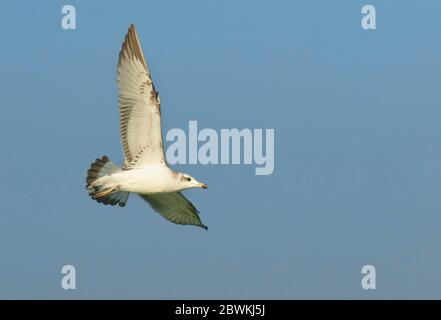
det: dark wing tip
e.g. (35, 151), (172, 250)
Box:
(118, 23), (147, 71)
(128, 24), (136, 39)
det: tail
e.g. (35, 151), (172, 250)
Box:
(86, 156), (129, 207)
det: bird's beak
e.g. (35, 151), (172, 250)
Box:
(200, 183), (208, 189)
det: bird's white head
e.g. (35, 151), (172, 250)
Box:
(178, 172), (208, 190)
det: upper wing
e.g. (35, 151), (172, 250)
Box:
(141, 192), (208, 230)
(118, 24), (165, 168)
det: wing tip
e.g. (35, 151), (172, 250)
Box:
(128, 23), (136, 37)
(118, 23), (148, 71)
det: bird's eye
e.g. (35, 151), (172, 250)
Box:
(181, 175), (191, 182)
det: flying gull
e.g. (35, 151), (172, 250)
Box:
(86, 24), (208, 230)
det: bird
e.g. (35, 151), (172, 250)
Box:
(85, 24), (208, 230)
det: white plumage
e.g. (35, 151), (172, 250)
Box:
(86, 25), (208, 230)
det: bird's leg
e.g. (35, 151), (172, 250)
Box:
(94, 186), (118, 198)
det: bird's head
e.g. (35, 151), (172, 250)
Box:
(178, 172), (208, 190)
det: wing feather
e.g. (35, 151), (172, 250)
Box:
(117, 24), (164, 168)
(141, 192), (208, 230)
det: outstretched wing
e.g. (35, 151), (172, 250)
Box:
(141, 192), (208, 230)
(118, 24), (165, 168)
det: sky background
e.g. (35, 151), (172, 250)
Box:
(0, 0), (440, 299)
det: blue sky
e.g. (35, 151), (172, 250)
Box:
(0, 0), (441, 299)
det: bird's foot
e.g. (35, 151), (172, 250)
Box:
(94, 187), (118, 198)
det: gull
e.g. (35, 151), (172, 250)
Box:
(86, 24), (208, 230)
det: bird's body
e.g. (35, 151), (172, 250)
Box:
(112, 166), (178, 194)
(96, 165), (187, 194)
(85, 25), (208, 229)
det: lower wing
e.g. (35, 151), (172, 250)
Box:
(140, 192), (207, 230)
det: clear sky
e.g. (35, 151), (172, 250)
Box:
(0, 0), (440, 299)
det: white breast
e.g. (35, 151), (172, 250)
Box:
(113, 165), (178, 194)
